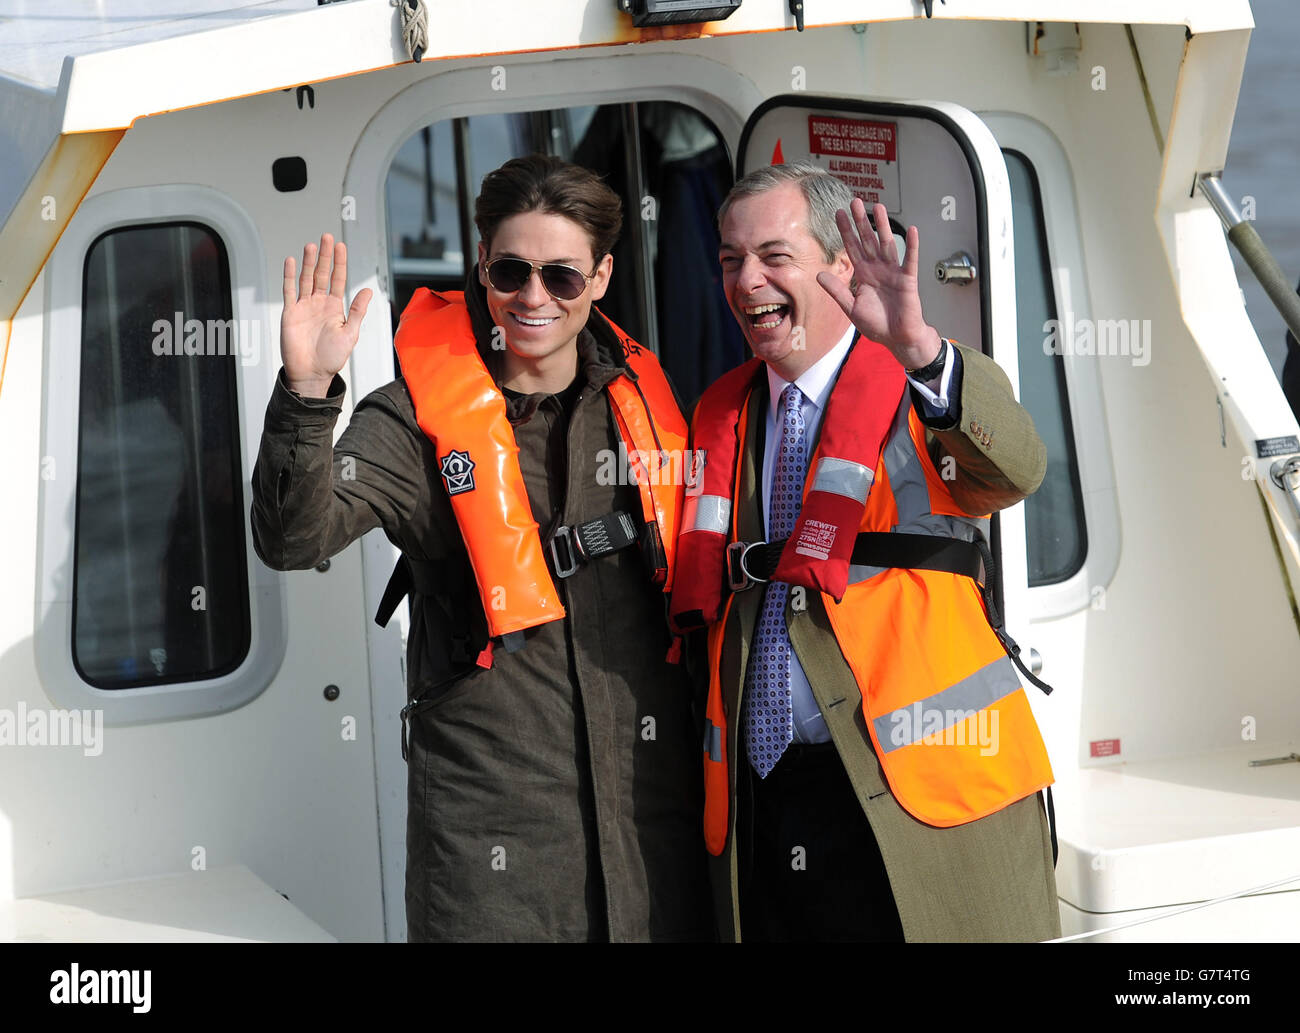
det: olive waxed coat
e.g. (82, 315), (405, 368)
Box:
(707, 343), (1061, 942)
(250, 303), (712, 942)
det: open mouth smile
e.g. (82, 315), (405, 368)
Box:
(508, 312), (560, 327)
(744, 302), (790, 330)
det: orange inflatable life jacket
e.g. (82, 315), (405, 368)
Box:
(392, 288), (687, 651)
(675, 341), (1053, 856)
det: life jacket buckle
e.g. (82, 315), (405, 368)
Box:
(548, 524), (585, 579)
(726, 539), (767, 592)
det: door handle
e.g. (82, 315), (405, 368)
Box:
(935, 251), (977, 285)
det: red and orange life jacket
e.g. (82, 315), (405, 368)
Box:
(670, 338), (1054, 855)
(392, 288), (687, 646)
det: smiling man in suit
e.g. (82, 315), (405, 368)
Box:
(672, 162), (1059, 942)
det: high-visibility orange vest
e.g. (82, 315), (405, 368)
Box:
(676, 344), (1053, 856)
(392, 287), (687, 646)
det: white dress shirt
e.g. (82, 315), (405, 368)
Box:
(760, 326), (955, 743)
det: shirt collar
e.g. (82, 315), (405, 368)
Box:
(766, 322), (857, 424)
(498, 327), (613, 426)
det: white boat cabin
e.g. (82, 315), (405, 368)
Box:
(1, 0), (1298, 941)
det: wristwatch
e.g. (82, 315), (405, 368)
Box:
(905, 338), (949, 381)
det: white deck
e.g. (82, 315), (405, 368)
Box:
(0, 865), (335, 942)
(3, 0), (1297, 943)
(1056, 743), (1300, 915)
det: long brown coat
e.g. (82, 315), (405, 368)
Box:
(251, 303), (712, 942)
(708, 342), (1061, 942)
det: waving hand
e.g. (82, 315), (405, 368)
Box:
(280, 232), (373, 397)
(816, 200), (942, 371)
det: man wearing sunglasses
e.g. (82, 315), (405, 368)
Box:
(251, 155), (712, 942)
(672, 162), (1058, 942)
(477, 255), (603, 388)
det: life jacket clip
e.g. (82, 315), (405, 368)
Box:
(549, 524), (584, 579)
(547, 511), (641, 580)
(726, 539), (768, 592)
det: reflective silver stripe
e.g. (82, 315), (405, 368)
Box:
(847, 563), (889, 585)
(882, 392), (930, 526)
(845, 395), (925, 587)
(811, 457), (874, 503)
(704, 721), (723, 763)
(683, 494), (731, 535)
(844, 389), (995, 586)
(872, 655), (1019, 753)
(897, 513), (978, 542)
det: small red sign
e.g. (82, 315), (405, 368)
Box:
(807, 116), (897, 161)
(1090, 739), (1121, 758)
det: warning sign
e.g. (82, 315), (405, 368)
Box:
(806, 115), (901, 212)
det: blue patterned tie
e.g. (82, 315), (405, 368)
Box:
(744, 383), (808, 777)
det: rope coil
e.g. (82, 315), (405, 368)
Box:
(392, 0), (428, 63)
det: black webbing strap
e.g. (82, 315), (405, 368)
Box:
(374, 556), (446, 628)
(548, 510), (640, 579)
(853, 532), (984, 581)
(374, 559), (411, 629)
(728, 530), (1057, 696)
(1044, 786), (1058, 867)
(968, 535), (1055, 697)
(731, 531), (985, 588)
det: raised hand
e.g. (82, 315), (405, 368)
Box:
(816, 200), (942, 372)
(280, 233), (373, 397)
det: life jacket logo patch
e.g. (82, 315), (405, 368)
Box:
(440, 449), (476, 495)
(794, 518), (836, 561)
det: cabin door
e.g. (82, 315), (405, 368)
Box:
(735, 95), (1034, 653)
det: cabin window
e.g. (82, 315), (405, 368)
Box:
(384, 101), (747, 405)
(1004, 150), (1087, 585)
(73, 222), (251, 689)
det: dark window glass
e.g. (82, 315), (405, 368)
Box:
(74, 223), (251, 689)
(384, 101), (746, 406)
(386, 119), (463, 301)
(1003, 149), (1088, 585)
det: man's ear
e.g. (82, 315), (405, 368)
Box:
(590, 251), (615, 302)
(834, 247), (854, 281)
(476, 242), (489, 286)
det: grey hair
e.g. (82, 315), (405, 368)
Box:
(718, 161), (855, 262)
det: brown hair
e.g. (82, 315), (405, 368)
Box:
(474, 154), (623, 262)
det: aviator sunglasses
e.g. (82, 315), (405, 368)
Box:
(483, 256), (597, 301)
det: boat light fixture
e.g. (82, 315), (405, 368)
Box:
(617, 0), (742, 27)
